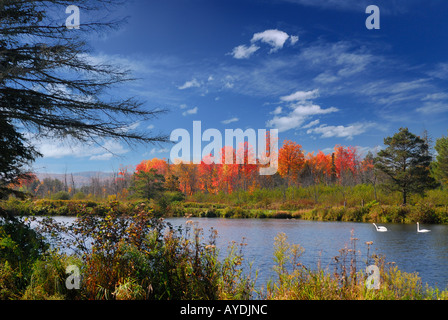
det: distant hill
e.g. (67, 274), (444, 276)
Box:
(36, 171), (115, 187)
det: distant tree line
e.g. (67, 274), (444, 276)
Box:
(12, 127), (446, 207)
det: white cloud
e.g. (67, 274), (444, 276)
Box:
(266, 115), (303, 133)
(416, 102), (448, 114)
(224, 81), (234, 89)
(290, 35), (299, 45)
(267, 103), (338, 132)
(178, 78), (201, 90)
(182, 107), (198, 116)
(89, 153), (114, 161)
(280, 89), (319, 102)
(270, 106), (283, 115)
(221, 117), (239, 124)
(150, 147), (170, 155)
(267, 88), (339, 132)
(300, 42), (374, 84)
(230, 29), (298, 59)
(306, 122), (375, 140)
(314, 71), (339, 84)
(428, 63), (448, 80)
(251, 29), (290, 53)
(302, 119), (320, 129)
(291, 104), (338, 117)
(417, 92), (448, 114)
(222, 75), (235, 89)
(35, 138), (129, 160)
(422, 93), (448, 101)
(231, 44), (260, 59)
(119, 121), (140, 133)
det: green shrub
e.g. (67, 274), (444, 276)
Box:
(52, 191), (71, 201)
(254, 210), (267, 219)
(408, 202), (439, 224)
(271, 211), (292, 219)
(222, 206), (234, 218)
(22, 252), (82, 300)
(72, 192), (86, 200)
(232, 207), (248, 218)
(201, 208), (218, 218)
(0, 261), (20, 299)
(0, 218), (49, 289)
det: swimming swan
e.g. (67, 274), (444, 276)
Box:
(417, 222), (430, 233)
(373, 223), (387, 232)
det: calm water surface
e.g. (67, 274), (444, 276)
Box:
(35, 217), (448, 289)
(167, 218), (448, 289)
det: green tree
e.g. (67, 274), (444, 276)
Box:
(375, 128), (436, 205)
(432, 132), (448, 187)
(0, 118), (40, 198)
(0, 0), (167, 197)
(131, 169), (165, 200)
(164, 174), (181, 192)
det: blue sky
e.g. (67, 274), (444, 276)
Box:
(33, 0), (448, 174)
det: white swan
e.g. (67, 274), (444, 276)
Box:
(417, 222), (430, 233)
(373, 223), (387, 232)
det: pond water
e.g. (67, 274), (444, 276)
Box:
(32, 216), (448, 289)
(167, 218), (448, 289)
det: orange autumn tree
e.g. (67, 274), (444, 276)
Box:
(235, 142), (259, 191)
(216, 146), (239, 194)
(198, 154), (219, 194)
(171, 160), (199, 195)
(333, 145), (359, 185)
(333, 145), (360, 206)
(135, 158), (169, 176)
(305, 151), (332, 185)
(278, 140), (305, 186)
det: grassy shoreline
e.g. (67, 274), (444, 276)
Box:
(2, 196), (448, 225)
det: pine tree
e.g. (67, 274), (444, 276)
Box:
(375, 127), (436, 205)
(131, 169), (165, 200)
(432, 132), (448, 187)
(0, 0), (167, 196)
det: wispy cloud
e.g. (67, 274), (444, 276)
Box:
(178, 78), (201, 90)
(231, 44), (260, 59)
(416, 102), (448, 114)
(306, 122), (376, 140)
(302, 119), (320, 129)
(267, 89), (339, 132)
(150, 147), (170, 155)
(280, 89), (319, 102)
(34, 138), (129, 161)
(427, 62), (448, 80)
(182, 106), (198, 116)
(221, 117), (239, 124)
